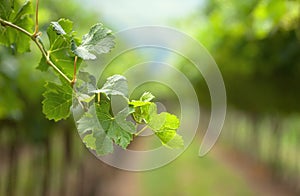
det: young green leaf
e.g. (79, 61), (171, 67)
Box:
(130, 92), (184, 149)
(72, 23), (115, 60)
(130, 102), (156, 123)
(148, 112), (180, 131)
(156, 131), (184, 149)
(42, 77), (73, 121)
(148, 112), (168, 131)
(129, 92), (157, 124)
(0, 0), (33, 53)
(148, 112), (183, 148)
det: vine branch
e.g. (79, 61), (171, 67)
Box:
(33, 0), (39, 36)
(0, 18), (32, 37)
(71, 56), (78, 86)
(0, 18), (72, 84)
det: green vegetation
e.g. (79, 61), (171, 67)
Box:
(177, 0), (300, 191)
(0, 0), (299, 195)
(0, 0), (183, 155)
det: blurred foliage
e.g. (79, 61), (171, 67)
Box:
(177, 0), (300, 114)
(0, 0), (100, 143)
(0, 1), (112, 195)
(177, 0), (300, 190)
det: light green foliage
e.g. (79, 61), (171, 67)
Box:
(0, 0), (33, 53)
(149, 112), (183, 148)
(72, 23), (115, 60)
(42, 77), (73, 121)
(130, 92), (184, 149)
(129, 92), (156, 123)
(156, 131), (184, 148)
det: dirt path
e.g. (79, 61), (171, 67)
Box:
(210, 145), (299, 196)
(95, 143), (299, 196)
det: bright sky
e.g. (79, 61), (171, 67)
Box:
(81, 0), (202, 29)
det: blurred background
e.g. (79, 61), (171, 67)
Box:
(0, 0), (300, 195)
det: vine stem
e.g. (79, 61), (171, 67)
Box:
(135, 125), (148, 136)
(0, 18), (32, 37)
(0, 18), (72, 84)
(71, 56), (78, 86)
(33, 0), (39, 36)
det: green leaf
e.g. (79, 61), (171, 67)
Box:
(72, 23), (115, 60)
(140, 92), (155, 102)
(115, 107), (136, 134)
(95, 97), (135, 149)
(50, 21), (71, 35)
(129, 100), (150, 107)
(83, 133), (96, 150)
(77, 104), (114, 155)
(47, 19), (73, 45)
(77, 108), (96, 135)
(0, 0), (33, 53)
(36, 56), (48, 71)
(42, 77), (73, 121)
(148, 112), (167, 130)
(150, 113), (183, 148)
(130, 92), (183, 149)
(162, 112), (180, 130)
(37, 19), (81, 78)
(129, 101), (157, 124)
(156, 131), (184, 149)
(166, 134), (184, 148)
(93, 130), (114, 155)
(74, 71), (97, 95)
(92, 75), (128, 98)
(148, 112), (180, 131)
(0, 0), (12, 19)
(83, 131), (114, 155)
(129, 92), (157, 123)
(78, 92), (135, 154)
